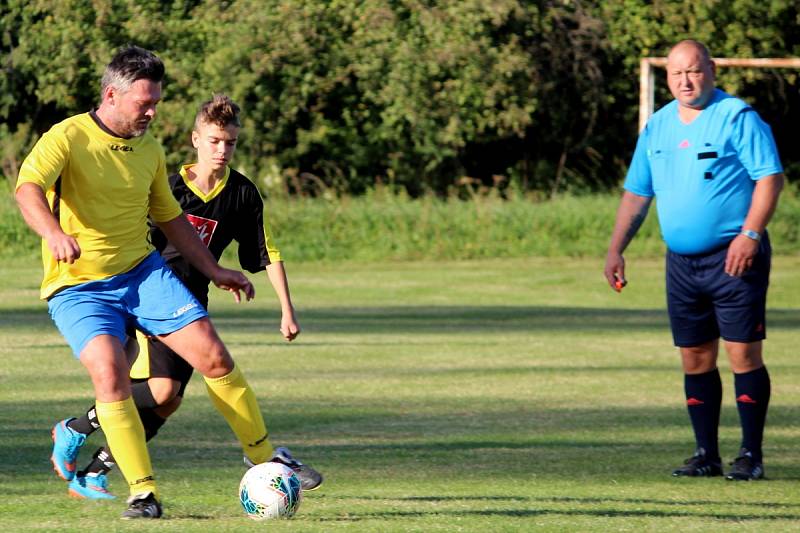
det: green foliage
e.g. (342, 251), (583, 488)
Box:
(2, 1), (800, 194)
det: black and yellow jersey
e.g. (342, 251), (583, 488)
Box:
(152, 164), (281, 306)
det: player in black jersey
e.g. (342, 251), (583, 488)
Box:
(53, 95), (322, 499)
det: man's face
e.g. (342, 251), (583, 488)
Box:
(666, 44), (716, 110)
(192, 121), (239, 171)
(108, 79), (161, 137)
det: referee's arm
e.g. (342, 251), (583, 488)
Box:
(605, 191), (653, 291)
(725, 173), (784, 277)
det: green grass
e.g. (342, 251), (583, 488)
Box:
(2, 255), (800, 531)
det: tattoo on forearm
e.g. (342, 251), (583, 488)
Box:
(622, 211), (646, 248)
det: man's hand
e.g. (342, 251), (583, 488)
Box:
(725, 233), (759, 277)
(280, 311), (301, 342)
(211, 267), (255, 302)
(604, 251), (627, 292)
(15, 182), (82, 263)
(45, 230), (81, 263)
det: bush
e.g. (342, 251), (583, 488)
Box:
(4, 1), (798, 195)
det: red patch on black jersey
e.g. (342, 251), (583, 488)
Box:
(186, 214), (218, 247)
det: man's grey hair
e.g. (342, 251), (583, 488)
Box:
(100, 45), (165, 98)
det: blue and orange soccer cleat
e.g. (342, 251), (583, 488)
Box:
(51, 418), (86, 481)
(68, 473), (116, 500)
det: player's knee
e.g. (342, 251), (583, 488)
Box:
(149, 378), (182, 405)
(154, 395), (182, 418)
(81, 345), (131, 400)
(196, 342), (234, 378)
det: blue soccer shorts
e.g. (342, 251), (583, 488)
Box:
(48, 251), (208, 357)
(666, 234), (771, 347)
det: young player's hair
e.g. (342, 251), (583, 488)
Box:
(194, 94), (242, 130)
(100, 45), (165, 97)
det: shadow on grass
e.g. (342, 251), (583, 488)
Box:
(3, 305), (798, 335)
(313, 506), (800, 522)
(369, 494), (800, 509)
(5, 398), (800, 480)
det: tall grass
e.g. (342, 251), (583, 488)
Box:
(4, 185), (800, 262)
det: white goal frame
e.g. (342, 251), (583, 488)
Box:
(639, 57), (800, 131)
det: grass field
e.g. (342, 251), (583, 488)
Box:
(2, 255), (800, 531)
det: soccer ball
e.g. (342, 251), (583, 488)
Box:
(239, 462), (302, 520)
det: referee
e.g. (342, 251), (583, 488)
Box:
(604, 39), (784, 480)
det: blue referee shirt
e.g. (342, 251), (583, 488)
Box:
(624, 89), (783, 255)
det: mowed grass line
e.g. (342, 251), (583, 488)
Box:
(1, 256), (800, 531)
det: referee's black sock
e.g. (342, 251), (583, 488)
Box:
(684, 368), (722, 460)
(734, 366), (771, 463)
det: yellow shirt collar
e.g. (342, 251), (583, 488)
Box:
(179, 164), (229, 203)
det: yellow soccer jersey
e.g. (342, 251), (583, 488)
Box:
(16, 113), (183, 299)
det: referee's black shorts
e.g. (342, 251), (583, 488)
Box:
(666, 233), (771, 347)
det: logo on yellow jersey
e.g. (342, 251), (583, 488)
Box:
(109, 144), (134, 152)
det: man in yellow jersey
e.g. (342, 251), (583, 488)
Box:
(60, 94), (322, 500)
(16, 46), (274, 519)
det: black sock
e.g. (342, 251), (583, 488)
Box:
(68, 383), (157, 436)
(734, 366), (771, 462)
(79, 446), (116, 476)
(684, 369), (722, 460)
(78, 409), (167, 477)
(139, 408), (168, 441)
(67, 406), (101, 436)
(131, 381), (159, 410)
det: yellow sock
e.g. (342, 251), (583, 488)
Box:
(204, 365), (273, 463)
(95, 397), (158, 498)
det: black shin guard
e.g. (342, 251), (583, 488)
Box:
(80, 446), (116, 476)
(67, 405), (102, 436)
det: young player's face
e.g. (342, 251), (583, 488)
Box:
(666, 44), (716, 110)
(107, 79), (162, 137)
(192, 122), (239, 171)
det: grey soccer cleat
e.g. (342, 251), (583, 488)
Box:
(244, 446), (324, 491)
(725, 448), (764, 481)
(121, 492), (162, 519)
(672, 448), (723, 477)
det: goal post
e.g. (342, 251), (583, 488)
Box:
(638, 57), (800, 131)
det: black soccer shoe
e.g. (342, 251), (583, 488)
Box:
(245, 447), (324, 491)
(672, 448), (723, 477)
(121, 492), (162, 519)
(726, 448), (764, 481)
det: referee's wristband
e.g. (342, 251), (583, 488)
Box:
(741, 229), (761, 242)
